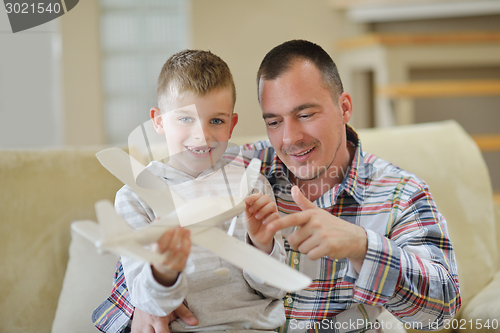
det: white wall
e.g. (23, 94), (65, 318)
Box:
(191, 0), (342, 138)
(0, 9), (62, 148)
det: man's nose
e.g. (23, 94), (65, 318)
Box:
(282, 119), (303, 146)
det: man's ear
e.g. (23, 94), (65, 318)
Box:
(150, 107), (164, 134)
(339, 92), (353, 124)
(228, 113), (239, 138)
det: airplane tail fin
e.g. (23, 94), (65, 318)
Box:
(240, 158), (262, 197)
(95, 200), (133, 238)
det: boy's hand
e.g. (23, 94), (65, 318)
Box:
(151, 227), (191, 287)
(244, 193), (280, 254)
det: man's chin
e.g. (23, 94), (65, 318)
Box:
(288, 166), (323, 182)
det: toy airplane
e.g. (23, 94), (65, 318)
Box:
(73, 148), (312, 292)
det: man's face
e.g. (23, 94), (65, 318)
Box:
(152, 88), (238, 177)
(259, 60), (352, 182)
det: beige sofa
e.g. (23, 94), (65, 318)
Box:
(1, 121), (499, 333)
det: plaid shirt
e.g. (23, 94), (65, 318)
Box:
(94, 125), (461, 333)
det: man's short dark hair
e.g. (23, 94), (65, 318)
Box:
(257, 40), (344, 101)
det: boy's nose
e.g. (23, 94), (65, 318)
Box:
(192, 124), (211, 144)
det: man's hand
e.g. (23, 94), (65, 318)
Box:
(244, 192), (280, 254)
(266, 186), (368, 272)
(131, 304), (198, 333)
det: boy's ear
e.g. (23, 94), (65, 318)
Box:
(150, 107), (164, 134)
(228, 113), (238, 138)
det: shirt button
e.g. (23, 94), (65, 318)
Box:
(286, 297), (293, 304)
(293, 258), (299, 265)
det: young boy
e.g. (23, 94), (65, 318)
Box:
(93, 50), (286, 333)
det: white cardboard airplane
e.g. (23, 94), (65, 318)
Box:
(73, 147), (312, 292)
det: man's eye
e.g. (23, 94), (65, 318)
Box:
(266, 120), (279, 128)
(299, 113), (313, 119)
(211, 118), (224, 125)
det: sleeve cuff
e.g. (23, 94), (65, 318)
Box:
(143, 265), (186, 297)
(245, 231), (283, 260)
(353, 229), (401, 306)
(131, 265), (188, 317)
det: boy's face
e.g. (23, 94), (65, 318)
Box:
(151, 88), (238, 177)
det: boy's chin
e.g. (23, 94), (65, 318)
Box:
(182, 155), (223, 173)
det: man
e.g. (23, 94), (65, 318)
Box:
(102, 40), (461, 333)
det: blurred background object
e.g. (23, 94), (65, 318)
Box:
(0, 0), (498, 199)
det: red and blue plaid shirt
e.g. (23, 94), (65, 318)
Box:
(93, 126), (460, 333)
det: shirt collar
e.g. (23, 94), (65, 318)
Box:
(149, 158), (230, 183)
(267, 124), (368, 206)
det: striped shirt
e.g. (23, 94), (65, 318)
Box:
(94, 125), (461, 332)
(231, 125), (461, 332)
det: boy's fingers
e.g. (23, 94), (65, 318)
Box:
(179, 231), (191, 255)
(156, 229), (175, 253)
(245, 192), (262, 205)
(249, 194), (271, 214)
(165, 229), (191, 270)
(246, 193), (265, 213)
(263, 212), (280, 225)
(255, 202), (277, 220)
(157, 227), (189, 254)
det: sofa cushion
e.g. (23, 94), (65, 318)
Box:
(52, 224), (119, 333)
(459, 270), (500, 333)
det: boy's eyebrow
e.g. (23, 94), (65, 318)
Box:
(212, 111), (232, 118)
(172, 108), (196, 114)
(262, 103), (319, 119)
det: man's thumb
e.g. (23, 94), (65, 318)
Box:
(175, 303), (198, 326)
(291, 185), (316, 211)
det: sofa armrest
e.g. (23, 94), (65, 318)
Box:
(52, 223), (119, 333)
(495, 203), (500, 269)
(377, 309), (407, 333)
(459, 269), (500, 333)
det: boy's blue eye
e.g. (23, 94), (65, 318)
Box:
(211, 118), (224, 125)
(180, 117), (194, 123)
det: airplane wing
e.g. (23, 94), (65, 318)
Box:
(96, 148), (182, 217)
(171, 195), (244, 228)
(71, 220), (100, 243)
(240, 158), (261, 197)
(115, 242), (164, 264)
(93, 149), (311, 290)
(191, 227), (312, 291)
(76, 199), (311, 291)
(95, 200), (133, 237)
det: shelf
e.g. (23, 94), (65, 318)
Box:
(338, 32), (500, 50)
(472, 134), (500, 153)
(376, 80), (500, 98)
(494, 192), (500, 205)
(329, 0), (500, 23)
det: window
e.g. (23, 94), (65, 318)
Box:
(100, 0), (189, 144)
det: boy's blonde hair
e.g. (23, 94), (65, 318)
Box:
(157, 49), (236, 111)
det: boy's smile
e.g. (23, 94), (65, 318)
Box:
(151, 88), (238, 177)
(186, 145), (212, 156)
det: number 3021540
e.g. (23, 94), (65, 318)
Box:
(5, 2), (61, 14)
